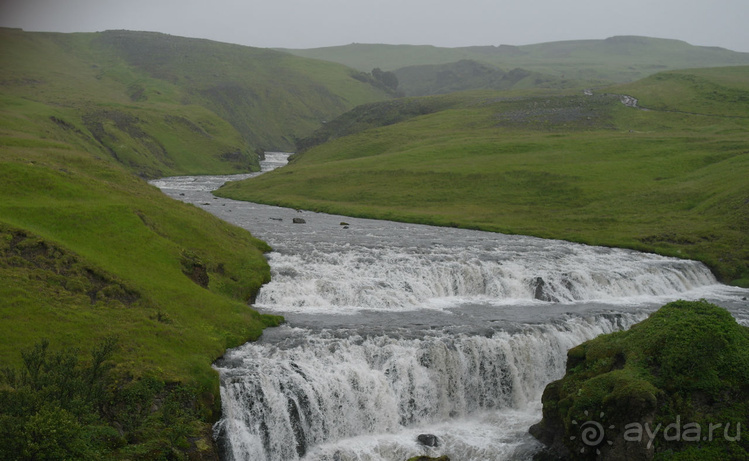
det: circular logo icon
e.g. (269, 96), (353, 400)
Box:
(570, 410), (615, 454)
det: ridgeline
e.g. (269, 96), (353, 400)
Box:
(281, 36), (749, 95)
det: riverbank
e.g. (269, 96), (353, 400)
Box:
(215, 67), (749, 286)
(0, 145), (281, 458)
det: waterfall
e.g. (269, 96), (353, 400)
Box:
(257, 242), (718, 313)
(214, 313), (645, 461)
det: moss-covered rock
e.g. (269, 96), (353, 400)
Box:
(530, 300), (749, 460)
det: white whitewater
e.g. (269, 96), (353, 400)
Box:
(256, 240), (718, 313)
(213, 315), (643, 461)
(152, 153), (749, 461)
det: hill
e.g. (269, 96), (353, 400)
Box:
(393, 60), (573, 97)
(215, 66), (749, 286)
(0, 27), (393, 177)
(282, 36), (749, 87)
(0, 135), (283, 457)
(0, 27), (395, 457)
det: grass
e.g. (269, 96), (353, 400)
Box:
(0, 139), (282, 381)
(531, 300), (749, 459)
(0, 27), (394, 177)
(216, 68), (749, 285)
(0, 129), (283, 456)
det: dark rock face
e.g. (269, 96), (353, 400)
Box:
(292, 217), (306, 224)
(530, 300), (749, 460)
(531, 276), (560, 302)
(416, 433), (440, 448)
(187, 264), (210, 288)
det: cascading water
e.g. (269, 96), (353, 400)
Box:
(256, 241), (718, 312)
(152, 153), (749, 461)
(213, 315), (644, 461)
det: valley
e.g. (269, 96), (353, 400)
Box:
(1, 27), (748, 459)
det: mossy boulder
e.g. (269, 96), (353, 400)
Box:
(530, 300), (749, 460)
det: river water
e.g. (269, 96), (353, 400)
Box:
(151, 153), (749, 461)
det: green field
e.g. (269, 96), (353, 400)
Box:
(217, 67), (749, 286)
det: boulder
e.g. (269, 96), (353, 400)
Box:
(416, 434), (440, 448)
(531, 277), (559, 303)
(530, 300), (749, 460)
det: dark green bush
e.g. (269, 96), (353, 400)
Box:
(0, 338), (207, 460)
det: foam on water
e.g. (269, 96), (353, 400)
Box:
(213, 314), (645, 461)
(256, 242), (719, 314)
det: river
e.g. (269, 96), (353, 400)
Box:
(151, 152), (749, 461)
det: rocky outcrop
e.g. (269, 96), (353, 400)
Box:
(416, 434), (440, 448)
(530, 300), (749, 460)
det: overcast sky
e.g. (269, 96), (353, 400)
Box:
(1, 0), (748, 52)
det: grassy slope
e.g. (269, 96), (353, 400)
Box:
(392, 60), (574, 97)
(216, 67), (749, 286)
(1, 28), (257, 178)
(0, 111), (283, 383)
(0, 27), (396, 374)
(0, 109), (285, 455)
(0, 28), (393, 177)
(0, 27), (394, 456)
(282, 36), (749, 84)
(92, 30), (392, 152)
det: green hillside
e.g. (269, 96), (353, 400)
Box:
(393, 60), (573, 96)
(0, 27), (393, 177)
(0, 115), (283, 457)
(216, 66), (749, 286)
(0, 27), (395, 458)
(283, 36), (749, 86)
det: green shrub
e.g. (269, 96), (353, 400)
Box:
(0, 338), (211, 460)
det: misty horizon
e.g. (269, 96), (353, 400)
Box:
(1, 0), (747, 53)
